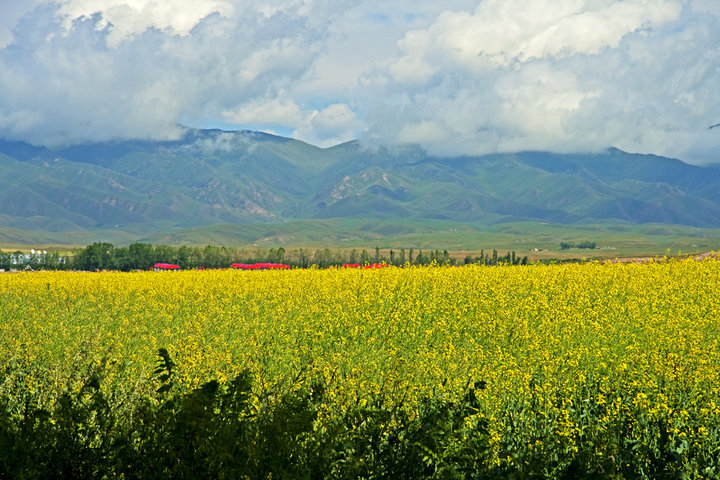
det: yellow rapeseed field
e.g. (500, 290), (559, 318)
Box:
(1, 260), (719, 469)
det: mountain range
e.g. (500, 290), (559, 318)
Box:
(1, 128), (720, 249)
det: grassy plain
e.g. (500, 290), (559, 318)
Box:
(3, 218), (720, 260)
(1, 261), (720, 475)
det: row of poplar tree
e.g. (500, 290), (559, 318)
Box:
(1, 242), (527, 271)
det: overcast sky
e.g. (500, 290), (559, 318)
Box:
(0, 0), (719, 163)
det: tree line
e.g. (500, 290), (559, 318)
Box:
(1, 242), (529, 271)
(463, 249), (528, 266)
(560, 240), (596, 250)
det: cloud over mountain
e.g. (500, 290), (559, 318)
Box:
(0, 1), (719, 163)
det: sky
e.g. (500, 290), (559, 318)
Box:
(0, 0), (719, 164)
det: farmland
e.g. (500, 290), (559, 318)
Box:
(1, 261), (720, 477)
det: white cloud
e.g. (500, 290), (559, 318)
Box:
(0, 0), (719, 164)
(691, 0), (720, 16)
(293, 103), (364, 147)
(397, 120), (452, 145)
(0, 0), (354, 147)
(55, 0), (235, 47)
(222, 95), (304, 126)
(362, 0), (720, 163)
(493, 64), (602, 139)
(389, 0), (682, 77)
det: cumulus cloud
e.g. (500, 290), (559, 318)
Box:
(0, 0), (356, 147)
(222, 95), (304, 126)
(1, 0), (719, 163)
(292, 103), (365, 148)
(55, 0), (236, 47)
(383, 0), (681, 86)
(363, 0), (720, 163)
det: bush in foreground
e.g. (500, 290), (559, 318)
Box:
(2, 349), (718, 479)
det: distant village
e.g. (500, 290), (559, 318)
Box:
(0, 249), (66, 271)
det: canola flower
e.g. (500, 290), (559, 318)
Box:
(1, 259), (719, 472)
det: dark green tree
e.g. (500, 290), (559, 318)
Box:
(73, 242), (117, 271)
(202, 245), (224, 268)
(268, 247), (286, 264)
(360, 249), (370, 265)
(348, 249), (358, 265)
(176, 246), (192, 268)
(297, 248), (311, 268)
(0, 250), (10, 270)
(313, 248), (334, 268)
(128, 243), (154, 270)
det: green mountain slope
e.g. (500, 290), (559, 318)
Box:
(2, 128), (720, 248)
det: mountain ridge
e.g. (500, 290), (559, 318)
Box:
(2, 128), (720, 246)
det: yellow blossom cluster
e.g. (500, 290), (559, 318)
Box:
(1, 259), (719, 468)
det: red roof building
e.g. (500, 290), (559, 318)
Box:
(153, 263), (180, 271)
